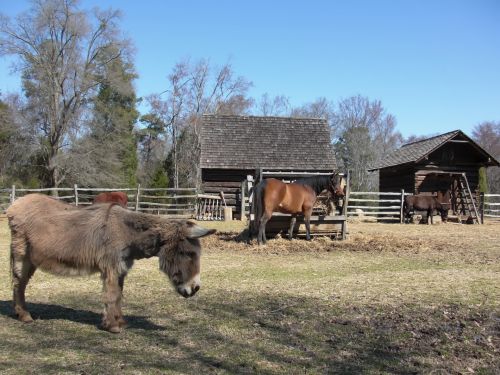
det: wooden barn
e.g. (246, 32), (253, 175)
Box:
(369, 130), (499, 220)
(199, 114), (337, 219)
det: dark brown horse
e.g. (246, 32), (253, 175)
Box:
(403, 195), (448, 224)
(94, 191), (128, 208)
(252, 173), (344, 244)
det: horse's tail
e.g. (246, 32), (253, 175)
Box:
(252, 180), (267, 233)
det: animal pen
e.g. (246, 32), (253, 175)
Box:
(369, 130), (500, 224)
(199, 114), (349, 238)
(246, 170), (350, 240)
(0, 185), (198, 218)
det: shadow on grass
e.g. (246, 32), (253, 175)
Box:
(0, 300), (164, 331)
(0, 293), (496, 374)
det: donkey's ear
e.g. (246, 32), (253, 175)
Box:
(185, 222), (216, 239)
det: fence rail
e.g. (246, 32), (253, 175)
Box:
(2, 185), (499, 223)
(482, 193), (500, 221)
(347, 190), (407, 222)
(0, 185), (199, 218)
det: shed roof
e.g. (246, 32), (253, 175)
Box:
(200, 115), (336, 170)
(369, 130), (499, 171)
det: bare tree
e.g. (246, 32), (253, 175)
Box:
(291, 97), (334, 122)
(332, 95), (402, 191)
(257, 93), (291, 116)
(0, 0), (131, 191)
(472, 121), (500, 193)
(144, 58), (252, 188)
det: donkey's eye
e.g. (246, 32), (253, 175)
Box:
(179, 251), (195, 259)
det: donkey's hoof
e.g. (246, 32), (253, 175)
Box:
(118, 317), (127, 328)
(18, 313), (34, 323)
(108, 325), (121, 334)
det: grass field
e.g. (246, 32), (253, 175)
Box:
(0, 216), (499, 374)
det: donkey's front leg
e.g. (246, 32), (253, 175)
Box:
(11, 237), (37, 323)
(101, 271), (125, 333)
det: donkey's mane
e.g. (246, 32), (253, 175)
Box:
(294, 174), (333, 195)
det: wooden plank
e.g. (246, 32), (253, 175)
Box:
(348, 205), (401, 209)
(350, 192), (402, 196)
(202, 181), (242, 188)
(349, 198), (401, 203)
(348, 211), (400, 215)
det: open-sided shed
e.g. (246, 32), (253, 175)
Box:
(369, 130), (499, 217)
(199, 114), (337, 219)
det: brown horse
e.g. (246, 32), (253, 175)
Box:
(252, 173), (344, 244)
(7, 194), (215, 333)
(403, 195), (448, 224)
(93, 191), (128, 208)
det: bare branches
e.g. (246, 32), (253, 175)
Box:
(0, 0), (131, 189)
(142, 58), (252, 188)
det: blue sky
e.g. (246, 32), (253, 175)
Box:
(1, 0), (499, 138)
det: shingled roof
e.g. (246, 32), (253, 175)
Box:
(369, 130), (499, 171)
(200, 115), (336, 170)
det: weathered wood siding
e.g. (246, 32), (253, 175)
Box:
(201, 169), (252, 219)
(379, 166), (415, 193)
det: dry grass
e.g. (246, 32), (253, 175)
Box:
(0, 215), (499, 374)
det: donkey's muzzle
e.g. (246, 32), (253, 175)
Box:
(177, 284), (200, 298)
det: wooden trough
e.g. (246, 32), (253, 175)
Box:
(262, 213), (348, 240)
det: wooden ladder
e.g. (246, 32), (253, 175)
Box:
(457, 173), (481, 224)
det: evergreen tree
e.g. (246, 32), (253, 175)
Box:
(71, 50), (139, 187)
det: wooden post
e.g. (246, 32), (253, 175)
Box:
(479, 192), (484, 224)
(240, 180), (246, 221)
(247, 175), (255, 234)
(10, 184), (16, 204)
(341, 172), (350, 240)
(74, 184), (79, 206)
(135, 184), (141, 211)
(400, 189), (405, 223)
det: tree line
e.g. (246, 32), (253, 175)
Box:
(1, 0), (499, 193)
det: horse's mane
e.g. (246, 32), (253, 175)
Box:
(294, 175), (332, 195)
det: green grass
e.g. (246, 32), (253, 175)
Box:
(0, 216), (499, 374)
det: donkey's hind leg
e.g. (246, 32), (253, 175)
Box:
(11, 238), (37, 323)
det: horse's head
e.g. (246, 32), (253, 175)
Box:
(328, 173), (345, 199)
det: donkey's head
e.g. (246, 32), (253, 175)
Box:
(158, 221), (215, 298)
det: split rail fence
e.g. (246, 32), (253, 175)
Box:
(481, 193), (500, 221)
(1, 185), (498, 223)
(347, 190), (408, 222)
(0, 185), (198, 218)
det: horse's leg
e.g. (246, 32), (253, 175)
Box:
(304, 208), (313, 241)
(428, 208), (433, 225)
(101, 270), (124, 333)
(258, 211), (272, 245)
(11, 238), (36, 323)
(288, 215), (297, 240)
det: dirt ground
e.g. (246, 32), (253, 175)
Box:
(0, 216), (499, 374)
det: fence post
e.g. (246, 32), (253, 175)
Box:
(135, 184), (141, 211)
(400, 189), (405, 223)
(10, 184), (16, 204)
(479, 192), (484, 224)
(74, 184), (79, 206)
(240, 180), (246, 221)
(341, 171), (350, 240)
